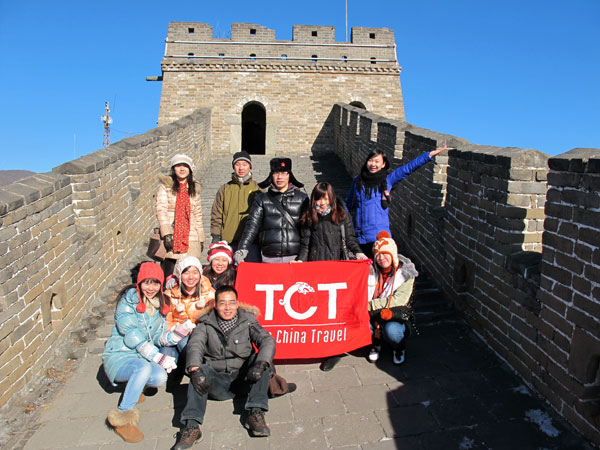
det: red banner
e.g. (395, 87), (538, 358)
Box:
(235, 260), (372, 359)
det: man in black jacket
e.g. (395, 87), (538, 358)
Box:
(234, 158), (308, 263)
(173, 286), (277, 449)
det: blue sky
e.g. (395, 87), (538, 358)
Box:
(1, 0), (598, 173)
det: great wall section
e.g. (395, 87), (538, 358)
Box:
(0, 22), (599, 446)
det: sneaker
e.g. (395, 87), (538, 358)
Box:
(393, 349), (405, 365)
(173, 425), (202, 450)
(245, 409), (271, 437)
(368, 346), (381, 362)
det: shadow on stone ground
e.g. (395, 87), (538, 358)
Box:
(0, 151), (596, 449)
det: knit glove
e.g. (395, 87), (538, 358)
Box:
(165, 274), (179, 290)
(137, 341), (159, 361)
(190, 367), (210, 395)
(356, 252), (369, 260)
(172, 319), (196, 343)
(152, 352), (177, 373)
(193, 300), (206, 310)
(211, 235), (221, 244)
(247, 360), (269, 382)
(234, 249), (248, 264)
(163, 234), (174, 252)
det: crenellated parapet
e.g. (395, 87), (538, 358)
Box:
(331, 103), (600, 445)
(157, 22), (404, 155)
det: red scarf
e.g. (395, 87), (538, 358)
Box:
(173, 180), (191, 253)
(374, 266), (393, 299)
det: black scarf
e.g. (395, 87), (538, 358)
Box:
(217, 313), (239, 336)
(356, 167), (391, 209)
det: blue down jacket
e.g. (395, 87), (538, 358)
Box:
(345, 153), (431, 244)
(102, 288), (180, 384)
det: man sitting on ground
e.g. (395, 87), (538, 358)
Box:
(173, 286), (277, 448)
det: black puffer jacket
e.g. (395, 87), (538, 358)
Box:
(238, 186), (308, 258)
(298, 212), (362, 262)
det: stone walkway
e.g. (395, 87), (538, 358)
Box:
(1, 151), (595, 449)
(4, 298), (593, 450)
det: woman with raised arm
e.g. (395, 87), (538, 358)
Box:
(345, 146), (447, 258)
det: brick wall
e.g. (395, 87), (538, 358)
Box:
(0, 108), (211, 409)
(332, 103), (600, 444)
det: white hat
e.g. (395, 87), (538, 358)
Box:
(170, 154), (195, 172)
(173, 256), (202, 282)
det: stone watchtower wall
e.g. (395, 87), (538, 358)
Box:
(157, 22), (404, 156)
(332, 103), (600, 444)
(0, 109), (211, 409)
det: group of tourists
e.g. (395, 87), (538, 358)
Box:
(102, 145), (447, 447)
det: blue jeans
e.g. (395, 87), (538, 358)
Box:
(160, 335), (188, 363)
(114, 358), (168, 411)
(370, 320), (406, 350)
(180, 354), (271, 426)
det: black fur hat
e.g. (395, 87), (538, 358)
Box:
(258, 157), (304, 189)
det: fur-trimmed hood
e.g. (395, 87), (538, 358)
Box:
(201, 302), (261, 319)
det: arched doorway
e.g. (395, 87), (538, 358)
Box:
(242, 102), (266, 154)
(350, 101), (366, 110)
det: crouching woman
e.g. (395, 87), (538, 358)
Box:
(102, 262), (195, 443)
(368, 231), (418, 365)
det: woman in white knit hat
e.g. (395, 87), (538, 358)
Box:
(368, 231), (418, 365)
(156, 154), (205, 277)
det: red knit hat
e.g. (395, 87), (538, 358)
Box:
(207, 241), (233, 264)
(135, 262), (169, 315)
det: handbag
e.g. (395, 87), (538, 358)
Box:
(340, 224), (356, 260)
(147, 228), (167, 261)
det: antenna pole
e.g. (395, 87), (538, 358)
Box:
(101, 102), (112, 148)
(345, 0), (348, 42)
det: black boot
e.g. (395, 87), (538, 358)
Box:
(320, 356), (341, 372)
(173, 424), (202, 449)
(245, 408), (270, 437)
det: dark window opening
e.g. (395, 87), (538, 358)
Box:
(219, 53), (225, 58)
(250, 28), (256, 35)
(281, 54), (287, 59)
(370, 57), (376, 64)
(312, 54), (318, 62)
(250, 53), (256, 61)
(242, 103), (266, 155)
(350, 101), (366, 110)
(342, 55), (348, 62)
(188, 53), (194, 61)
(188, 27), (195, 34)
(312, 31), (318, 37)
(369, 33), (376, 39)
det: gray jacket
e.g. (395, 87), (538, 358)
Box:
(185, 304), (276, 373)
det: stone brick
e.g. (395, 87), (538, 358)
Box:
(554, 251), (584, 276)
(579, 227), (600, 248)
(547, 171), (581, 187)
(542, 232), (574, 255)
(566, 307), (599, 335)
(540, 305), (573, 338)
(544, 202), (573, 220)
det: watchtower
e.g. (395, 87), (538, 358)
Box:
(156, 22), (404, 155)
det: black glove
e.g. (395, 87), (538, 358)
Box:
(247, 360), (269, 382)
(190, 367), (210, 395)
(211, 235), (222, 244)
(163, 234), (174, 252)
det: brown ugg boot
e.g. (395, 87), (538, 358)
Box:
(107, 408), (144, 443)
